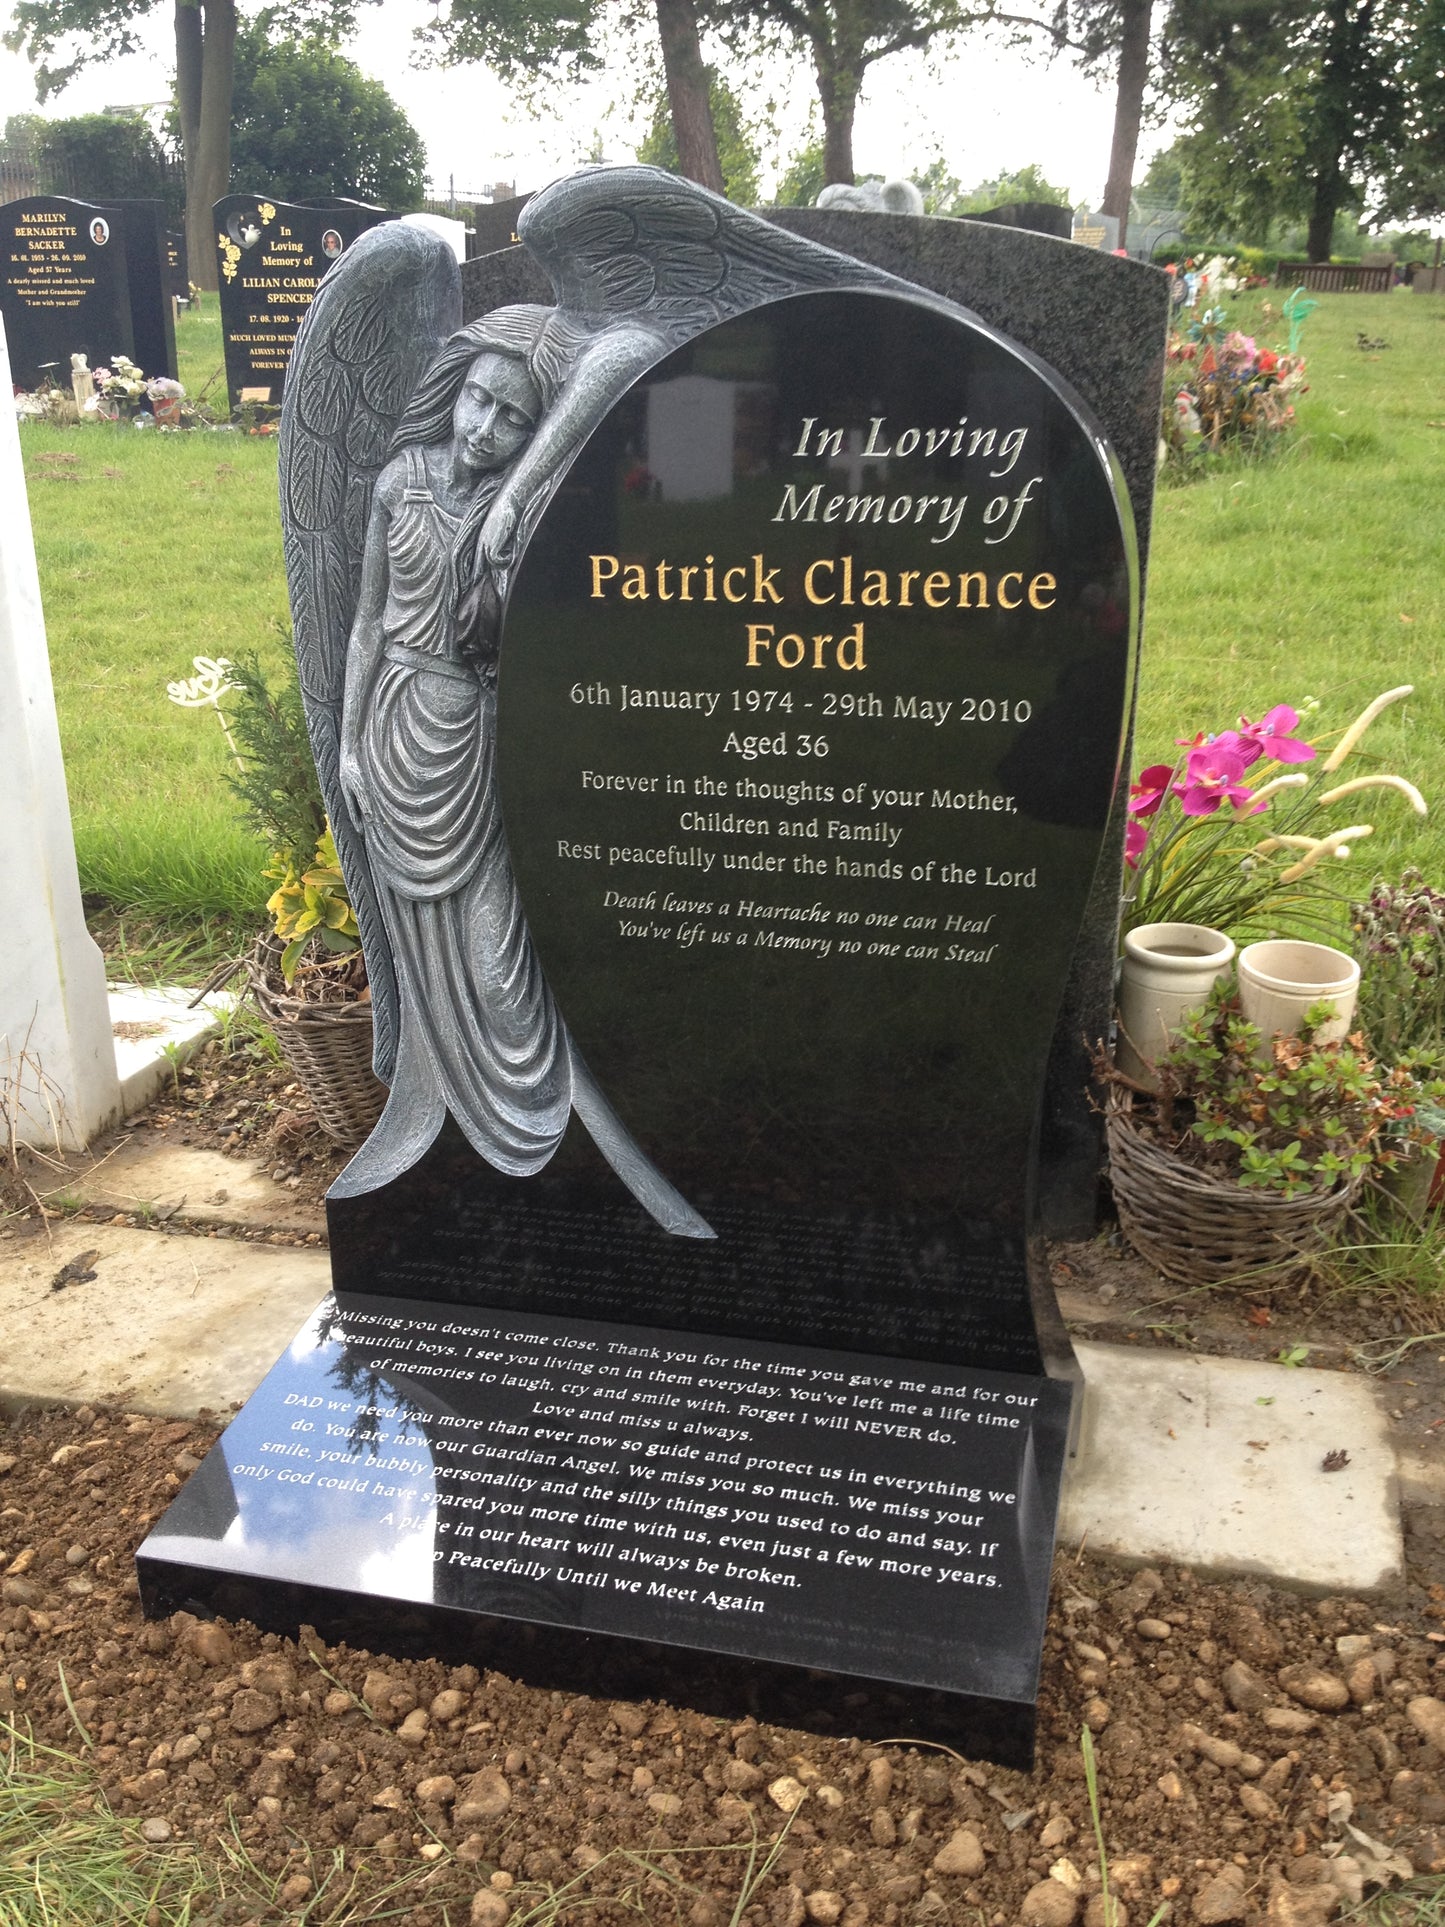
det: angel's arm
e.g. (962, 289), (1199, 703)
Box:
(339, 469), (397, 812)
(479, 322), (665, 567)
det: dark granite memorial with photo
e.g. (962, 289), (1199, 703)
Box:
(0, 194), (177, 391)
(1, 194), (133, 390)
(139, 168), (1169, 1766)
(213, 192), (392, 408)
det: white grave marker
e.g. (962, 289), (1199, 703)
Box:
(0, 315), (123, 1148)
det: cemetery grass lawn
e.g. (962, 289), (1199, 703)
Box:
(1142, 288), (1445, 924)
(21, 292), (1445, 957)
(22, 311), (287, 952)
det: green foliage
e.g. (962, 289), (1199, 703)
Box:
(1158, 0), (1444, 251)
(944, 161), (1070, 213)
(1138, 141), (1186, 206)
(637, 67), (762, 205)
(229, 15), (426, 207)
(415, 0), (601, 80)
(264, 824), (360, 983)
(1352, 872), (1445, 1066)
(772, 135), (827, 207)
(218, 644), (326, 872)
(1146, 984), (1442, 1198)
(28, 112), (180, 219)
(3, 0), (372, 101)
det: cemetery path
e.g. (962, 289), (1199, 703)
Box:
(2, 1397), (1444, 1926)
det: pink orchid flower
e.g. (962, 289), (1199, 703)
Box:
(1128, 764), (1175, 818)
(1235, 704), (1315, 765)
(1124, 817), (1150, 868)
(1175, 740), (1259, 816)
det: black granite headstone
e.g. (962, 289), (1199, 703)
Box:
(139, 178), (1165, 1767)
(165, 229), (189, 300)
(102, 198), (177, 382)
(470, 193), (531, 256)
(0, 194), (133, 390)
(213, 192), (392, 407)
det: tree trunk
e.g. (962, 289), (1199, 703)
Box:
(176, 0), (237, 292)
(1101, 0), (1153, 250)
(176, 0), (205, 287)
(815, 46), (859, 185)
(1306, 166), (1342, 260)
(654, 0), (724, 192)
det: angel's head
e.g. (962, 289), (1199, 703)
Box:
(391, 306), (552, 474)
(453, 351), (539, 475)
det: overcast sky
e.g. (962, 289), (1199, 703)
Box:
(0, 1), (1173, 208)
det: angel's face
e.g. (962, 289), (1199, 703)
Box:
(453, 352), (539, 475)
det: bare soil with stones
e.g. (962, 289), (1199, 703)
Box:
(4, 1402), (1445, 1927)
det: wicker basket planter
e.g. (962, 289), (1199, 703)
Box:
(246, 941), (386, 1147)
(1105, 1091), (1362, 1287)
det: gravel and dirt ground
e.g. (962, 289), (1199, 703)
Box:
(5, 1033), (1445, 1924)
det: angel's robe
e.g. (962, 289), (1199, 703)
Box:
(357, 444), (571, 1176)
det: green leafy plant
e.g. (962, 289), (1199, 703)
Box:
(1352, 870), (1445, 1063)
(218, 643), (326, 872)
(1126, 983), (1445, 1200)
(264, 825), (360, 986)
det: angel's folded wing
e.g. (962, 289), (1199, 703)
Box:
(279, 222), (460, 1083)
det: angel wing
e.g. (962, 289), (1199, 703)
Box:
(517, 163), (906, 339)
(473, 167), (918, 580)
(279, 223), (461, 1082)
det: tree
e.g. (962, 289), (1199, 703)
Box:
(230, 19), (426, 206)
(1159, 0), (1439, 259)
(773, 133), (828, 204)
(1045, 1), (1155, 248)
(26, 112), (180, 215)
(637, 65), (761, 201)
(6, 0), (371, 291)
(946, 161), (1070, 211)
(703, 0), (1064, 186)
(653, 0), (725, 189)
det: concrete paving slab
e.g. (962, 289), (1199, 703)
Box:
(1061, 1339), (1403, 1594)
(109, 983), (233, 1116)
(0, 1219), (1412, 1594)
(0, 1221), (328, 1418)
(41, 1133), (326, 1237)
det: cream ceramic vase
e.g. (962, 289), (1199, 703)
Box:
(1237, 939), (1360, 1047)
(1116, 921), (1236, 1087)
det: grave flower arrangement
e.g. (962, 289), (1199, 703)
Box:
(87, 355), (149, 418)
(1351, 870), (1445, 1210)
(1101, 982), (1445, 1283)
(1123, 685), (1428, 941)
(1162, 308), (1307, 466)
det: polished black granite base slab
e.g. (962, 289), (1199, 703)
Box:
(138, 1291), (1074, 1767)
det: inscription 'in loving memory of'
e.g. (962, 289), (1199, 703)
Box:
(234, 1316), (1033, 1618)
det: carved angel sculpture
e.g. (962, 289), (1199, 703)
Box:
(279, 166), (901, 1229)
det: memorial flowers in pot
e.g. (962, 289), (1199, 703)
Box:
(1101, 982), (1444, 1285)
(145, 375), (186, 426)
(176, 647), (383, 1143)
(1122, 685), (1428, 943)
(87, 355), (148, 420)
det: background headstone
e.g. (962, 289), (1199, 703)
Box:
(0, 315), (122, 1146)
(165, 229), (189, 300)
(470, 193), (531, 256)
(1072, 210), (1121, 252)
(214, 193), (392, 407)
(0, 195), (134, 390)
(969, 202), (1073, 241)
(102, 198), (177, 382)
